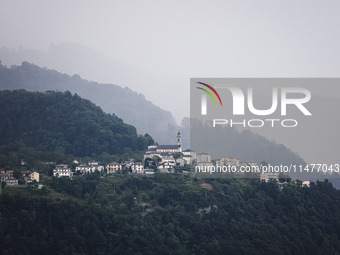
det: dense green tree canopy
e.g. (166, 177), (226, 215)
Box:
(1, 175), (340, 254)
(0, 90), (154, 160)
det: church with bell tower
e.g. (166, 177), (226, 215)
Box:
(143, 131), (182, 160)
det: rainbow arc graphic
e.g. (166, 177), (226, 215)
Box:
(196, 82), (222, 115)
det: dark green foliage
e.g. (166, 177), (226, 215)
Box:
(50, 172), (100, 199)
(0, 90), (154, 167)
(1, 176), (340, 254)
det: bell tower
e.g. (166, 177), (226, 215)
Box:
(177, 131), (182, 152)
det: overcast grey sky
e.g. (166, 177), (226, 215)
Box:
(1, 0), (340, 122)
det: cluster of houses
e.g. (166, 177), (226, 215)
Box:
(107, 161), (145, 174)
(142, 131), (195, 173)
(51, 132), (311, 188)
(0, 169), (39, 186)
(52, 132), (193, 177)
(1, 132), (310, 189)
(52, 161), (103, 178)
(50, 132), (270, 182)
(52, 161), (154, 177)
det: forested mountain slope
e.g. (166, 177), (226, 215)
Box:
(0, 90), (153, 167)
(0, 61), (177, 144)
(1, 175), (340, 254)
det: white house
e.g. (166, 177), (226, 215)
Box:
(260, 171), (279, 182)
(302, 179), (311, 187)
(75, 161), (104, 174)
(0, 171), (19, 186)
(131, 162), (144, 174)
(53, 164), (73, 178)
(196, 153), (211, 164)
(75, 164), (92, 173)
(158, 161), (175, 173)
(219, 156), (240, 167)
(182, 149), (196, 165)
(6, 178), (18, 186)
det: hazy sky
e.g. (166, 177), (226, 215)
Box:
(1, 0), (340, 122)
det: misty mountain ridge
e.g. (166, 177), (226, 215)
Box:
(0, 60), (315, 170)
(0, 43), (188, 122)
(0, 60), (179, 146)
(0, 43), (148, 88)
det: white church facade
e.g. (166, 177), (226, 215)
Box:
(144, 132), (182, 160)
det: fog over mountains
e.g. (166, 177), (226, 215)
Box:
(0, 56), (313, 168)
(3, 43), (339, 169)
(0, 43), (188, 122)
(0, 43), (147, 92)
(0, 60), (181, 147)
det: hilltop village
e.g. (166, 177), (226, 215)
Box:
(0, 132), (310, 190)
